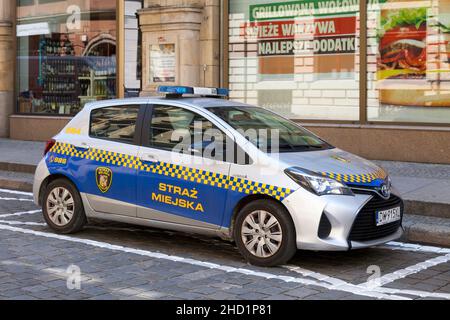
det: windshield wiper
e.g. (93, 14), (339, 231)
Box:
(267, 144), (324, 152)
(297, 145), (324, 149)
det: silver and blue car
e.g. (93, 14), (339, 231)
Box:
(33, 86), (403, 266)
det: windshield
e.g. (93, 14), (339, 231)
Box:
(207, 106), (334, 153)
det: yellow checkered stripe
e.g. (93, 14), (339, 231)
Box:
(50, 143), (141, 169)
(49, 142), (293, 201)
(319, 168), (386, 184)
(228, 177), (291, 200)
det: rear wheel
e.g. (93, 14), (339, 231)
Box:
(43, 178), (86, 234)
(234, 199), (297, 267)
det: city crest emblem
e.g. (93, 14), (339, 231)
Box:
(96, 167), (113, 193)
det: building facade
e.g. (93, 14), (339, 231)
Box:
(0, 0), (449, 164)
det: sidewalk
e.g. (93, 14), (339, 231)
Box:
(0, 138), (449, 247)
(0, 139), (44, 173)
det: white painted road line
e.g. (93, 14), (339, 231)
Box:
(0, 223), (410, 300)
(284, 265), (450, 300)
(0, 209), (41, 218)
(0, 188), (33, 196)
(0, 197), (34, 202)
(359, 253), (450, 289)
(0, 220), (46, 226)
(382, 241), (450, 254)
(375, 287), (450, 300)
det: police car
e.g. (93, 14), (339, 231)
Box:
(33, 86), (403, 267)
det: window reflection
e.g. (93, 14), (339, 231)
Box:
(16, 0), (117, 115)
(228, 0), (360, 121)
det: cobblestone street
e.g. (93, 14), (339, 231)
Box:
(1, 188), (450, 300)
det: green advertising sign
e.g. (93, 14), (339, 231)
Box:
(249, 0), (385, 21)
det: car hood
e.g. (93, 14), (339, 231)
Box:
(272, 148), (387, 186)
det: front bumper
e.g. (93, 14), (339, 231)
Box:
(282, 187), (403, 251)
(350, 227), (403, 249)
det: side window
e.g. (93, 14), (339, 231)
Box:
(90, 105), (140, 144)
(149, 105), (228, 161)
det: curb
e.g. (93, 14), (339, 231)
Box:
(0, 179), (33, 192)
(0, 162), (36, 174)
(400, 214), (450, 248)
(404, 200), (450, 219)
(402, 221), (450, 249)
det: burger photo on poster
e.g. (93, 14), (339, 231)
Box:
(378, 7), (427, 78)
(437, 13), (450, 66)
(376, 4), (450, 108)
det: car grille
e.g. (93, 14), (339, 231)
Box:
(348, 191), (403, 242)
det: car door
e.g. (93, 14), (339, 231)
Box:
(136, 103), (232, 229)
(80, 102), (146, 217)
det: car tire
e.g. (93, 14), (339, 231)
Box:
(42, 178), (87, 234)
(234, 199), (297, 267)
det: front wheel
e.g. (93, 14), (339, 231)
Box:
(43, 178), (87, 234)
(234, 199), (297, 267)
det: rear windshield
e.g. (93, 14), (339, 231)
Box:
(207, 106), (333, 153)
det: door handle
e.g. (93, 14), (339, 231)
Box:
(77, 142), (90, 150)
(140, 153), (158, 162)
(188, 146), (202, 155)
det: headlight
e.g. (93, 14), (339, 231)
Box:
(284, 167), (354, 196)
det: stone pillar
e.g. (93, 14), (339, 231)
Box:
(0, 1), (14, 137)
(138, 1), (202, 94)
(199, 0), (220, 87)
(138, 0), (220, 94)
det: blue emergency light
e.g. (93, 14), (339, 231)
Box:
(158, 86), (229, 98)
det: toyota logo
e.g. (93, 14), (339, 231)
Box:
(380, 184), (391, 198)
(380, 179), (391, 199)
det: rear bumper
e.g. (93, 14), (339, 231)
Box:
(33, 159), (49, 206)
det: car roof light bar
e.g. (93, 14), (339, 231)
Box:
(158, 86), (229, 98)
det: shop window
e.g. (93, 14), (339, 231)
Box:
(257, 90), (292, 115)
(228, 0), (360, 121)
(367, 0), (450, 124)
(16, 0), (117, 116)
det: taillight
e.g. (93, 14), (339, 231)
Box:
(44, 139), (56, 156)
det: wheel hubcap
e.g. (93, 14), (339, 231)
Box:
(46, 187), (75, 226)
(241, 210), (282, 258)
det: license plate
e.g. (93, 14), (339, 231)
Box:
(376, 207), (401, 226)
